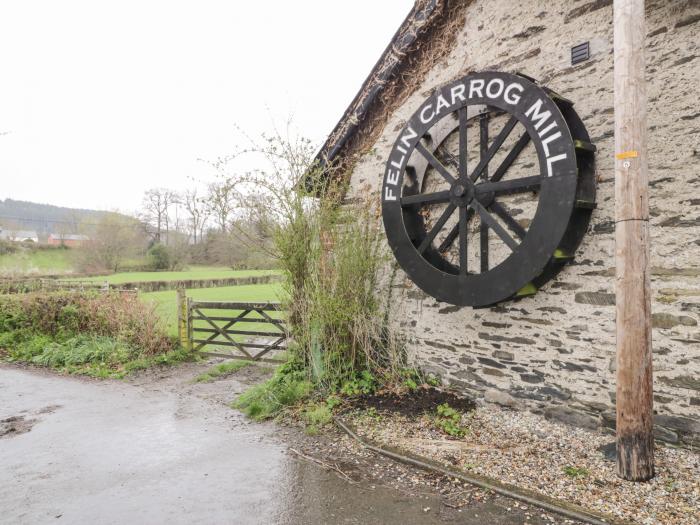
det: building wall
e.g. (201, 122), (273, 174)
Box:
(345, 0), (700, 446)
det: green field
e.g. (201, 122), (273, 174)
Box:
(0, 249), (76, 276)
(67, 266), (280, 284)
(143, 281), (286, 336)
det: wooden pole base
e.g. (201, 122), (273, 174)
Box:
(615, 217), (654, 481)
(617, 432), (654, 481)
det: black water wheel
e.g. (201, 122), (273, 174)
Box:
(381, 72), (596, 307)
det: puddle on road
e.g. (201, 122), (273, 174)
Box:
(0, 415), (37, 438)
(0, 404), (61, 439)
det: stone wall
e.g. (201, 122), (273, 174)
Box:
(345, 0), (700, 446)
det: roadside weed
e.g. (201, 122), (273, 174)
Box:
(563, 466), (590, 479)
(232, 361), (313, 421)
(340, 370), (377, 396)
(425, 374), (441, 387)
(325, 394), (342, 411)
(434, 403), (467, 438)
(303, 403), (333, 435)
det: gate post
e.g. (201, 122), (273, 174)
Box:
(176, 288), (189, 350)
(186, 297), (193, 352)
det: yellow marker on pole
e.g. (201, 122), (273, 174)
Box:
(615, 150), (639, 160)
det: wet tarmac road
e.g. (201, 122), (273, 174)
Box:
(0, 366), (562, 524)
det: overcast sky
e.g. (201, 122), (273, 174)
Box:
(0, 1), (413, 214)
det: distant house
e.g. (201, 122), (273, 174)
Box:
(47, 233), (90, 247)
(0, 229), (39, 243)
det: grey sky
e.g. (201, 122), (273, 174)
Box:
(0, 1), (413, 213)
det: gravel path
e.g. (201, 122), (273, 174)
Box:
(348, 405), (700, 525)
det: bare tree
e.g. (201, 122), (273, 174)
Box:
(206, 179), (238, 233)
(182, 187), (209, 244)
(141, 188), (177, 244)
(169, 194), (184, 236)
(80, 213), (145, 273)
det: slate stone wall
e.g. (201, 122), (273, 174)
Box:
(345, 0), (700, 446)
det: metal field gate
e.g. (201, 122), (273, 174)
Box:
(177, 290), (287, 363)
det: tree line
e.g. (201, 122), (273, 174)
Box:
(76, 174), (275, 274)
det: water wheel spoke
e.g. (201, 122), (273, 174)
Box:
(401, 190), (451, 207)
(458, 107), (468, 179)
(479, 112), (489, 181)
(438, 224), (458, 253)
(489, 132), (531, 183)
(435, 146), (460, 171)
(480, 223), (489, 272)
(418, 203), (457, 254)
(438, 207), (474, 253)
(490, 201), (527, 240)
(476, 175), (541, 196)
(468, 115), (518, 183)
(479, 113), (489, 273)
(459, 206), (468, 275)
(416, 142), (457, 185)
(470, 200), (519, 251)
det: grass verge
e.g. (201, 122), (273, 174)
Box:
(302, 403), (334, 435)
(194, 360), (253, 383)
(3, 333), (194, 379)
(231, 361), (312, 421)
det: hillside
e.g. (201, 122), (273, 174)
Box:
(0, 198), (126, 237)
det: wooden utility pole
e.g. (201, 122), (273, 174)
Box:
(613, 0), (654, 481)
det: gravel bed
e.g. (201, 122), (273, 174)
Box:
(283, 428), (584, 523)
(346, 405), (700, 525)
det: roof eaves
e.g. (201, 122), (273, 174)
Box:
(314, 0), (446, 171)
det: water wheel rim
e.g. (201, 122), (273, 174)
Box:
(382, 72), (579, 307)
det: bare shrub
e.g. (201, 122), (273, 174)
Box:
(218, 124), (405, 391)
(76, 213), (146, 273)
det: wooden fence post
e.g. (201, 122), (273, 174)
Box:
(613, 0), (654, 481)
(176, 288), (189, 350)
(186, 297), (193, 352)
